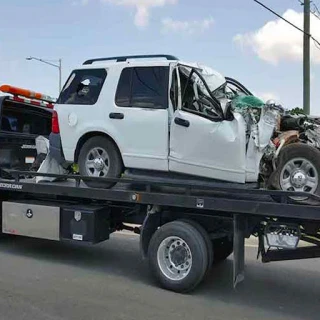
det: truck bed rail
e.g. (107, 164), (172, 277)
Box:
(1, 170), (320, 220)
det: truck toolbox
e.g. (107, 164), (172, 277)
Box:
(2, 201), (60, 240)
(60, 205), (110, 243)
(2, 200), (110, 244)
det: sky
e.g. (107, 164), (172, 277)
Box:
(0, 0), (320, 113)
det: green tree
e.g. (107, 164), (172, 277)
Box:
(289, 107), (305, 115)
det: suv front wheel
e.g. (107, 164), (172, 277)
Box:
(78, 136), (122, 188)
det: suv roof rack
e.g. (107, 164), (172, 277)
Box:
(83, 54), (179, 65)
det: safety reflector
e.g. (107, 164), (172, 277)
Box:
(9, 96), (54, 109)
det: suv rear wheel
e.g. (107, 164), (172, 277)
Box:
(78, 136), (122, 188)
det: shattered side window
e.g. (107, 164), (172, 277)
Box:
(225, 78), (253, 97)
(57, 69), (107, 105)
(180, 67), (222, 120)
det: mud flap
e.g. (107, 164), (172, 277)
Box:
(233, 214), (246, 288)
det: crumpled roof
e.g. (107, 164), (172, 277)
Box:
(186, 62), (226, 93)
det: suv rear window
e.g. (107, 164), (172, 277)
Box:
(57, 69), (107, 105)
(115, 66), (169, 109)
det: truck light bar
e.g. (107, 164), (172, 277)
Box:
(0, 84), (56, 102)
(0, 84), (55, 109)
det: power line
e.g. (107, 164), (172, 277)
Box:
(255, 0), (306, 33)
(311, 11), (320, 21)
(315, 38), (320, 49)
(311, 3), (320, 20)
(253, 0), (320, 47)
(298, 0), (320, 21)
(313, 3), (320, 13)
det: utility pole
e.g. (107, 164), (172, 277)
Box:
(303, 0), (311, 115)
(58, 58), (62, 94)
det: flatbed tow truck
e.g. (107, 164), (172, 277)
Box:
(0, 169), (319, 293)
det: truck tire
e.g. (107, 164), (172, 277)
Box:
(273, 143), (320, 204)
(148, 220), (208, 293)
(179, 219), (213, 275)
(212, 237), (233, 264)
(78, 136), (123, 189)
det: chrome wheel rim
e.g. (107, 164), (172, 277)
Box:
(157, 236), (192, 281)
(85, 147), (110, 177)
(280, 157), (318, 199)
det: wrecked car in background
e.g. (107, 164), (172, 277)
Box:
(49, 55), (320, 203)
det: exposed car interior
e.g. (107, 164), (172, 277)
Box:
(177, 67), (224, 121)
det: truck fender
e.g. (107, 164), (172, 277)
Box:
(139, 205), (162, 259)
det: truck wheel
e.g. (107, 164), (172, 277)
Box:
(274, 143), (320, 204)
(179, 219), (213, 275)
(78, 136), (123, 188)
(212, 237), (233, 264)
(148, 220), (208, 293)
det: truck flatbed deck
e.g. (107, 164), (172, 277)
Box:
(1, 170), (320, 220)
(0, 169), (319, 293)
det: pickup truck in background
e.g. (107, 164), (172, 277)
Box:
(0, 85), (53, 177)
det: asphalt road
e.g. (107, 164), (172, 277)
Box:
(0, 233), (318, 320)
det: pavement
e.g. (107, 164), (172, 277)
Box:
(0, 232), (318, 320)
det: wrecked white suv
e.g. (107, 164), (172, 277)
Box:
(50, 54), (320, 201)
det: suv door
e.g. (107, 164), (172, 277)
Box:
(169, 66), (247, 183)
(113, 66), (170, 171)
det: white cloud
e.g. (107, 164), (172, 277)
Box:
(72, 0), (89, 6)
(311, 72), (316, 83)
(256, 92), (280, 103)
(101, 0), (178, 27)
(233, 9), (320, 64)
(161, 17), (214, 34)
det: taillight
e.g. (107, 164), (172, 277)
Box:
(52, 110), (60, 134)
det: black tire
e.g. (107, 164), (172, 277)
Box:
(179, 219), (213, 275)
(272, 143), (320, 204)
(212, 237), (233, 264)
(148, 220), (208, 293)
(78, 136), (123, 189)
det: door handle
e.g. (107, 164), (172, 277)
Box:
(174, 117), (190, 128)
(109, 112), (124, 119)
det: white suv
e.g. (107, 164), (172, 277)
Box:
(50, 54), (320, 200)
